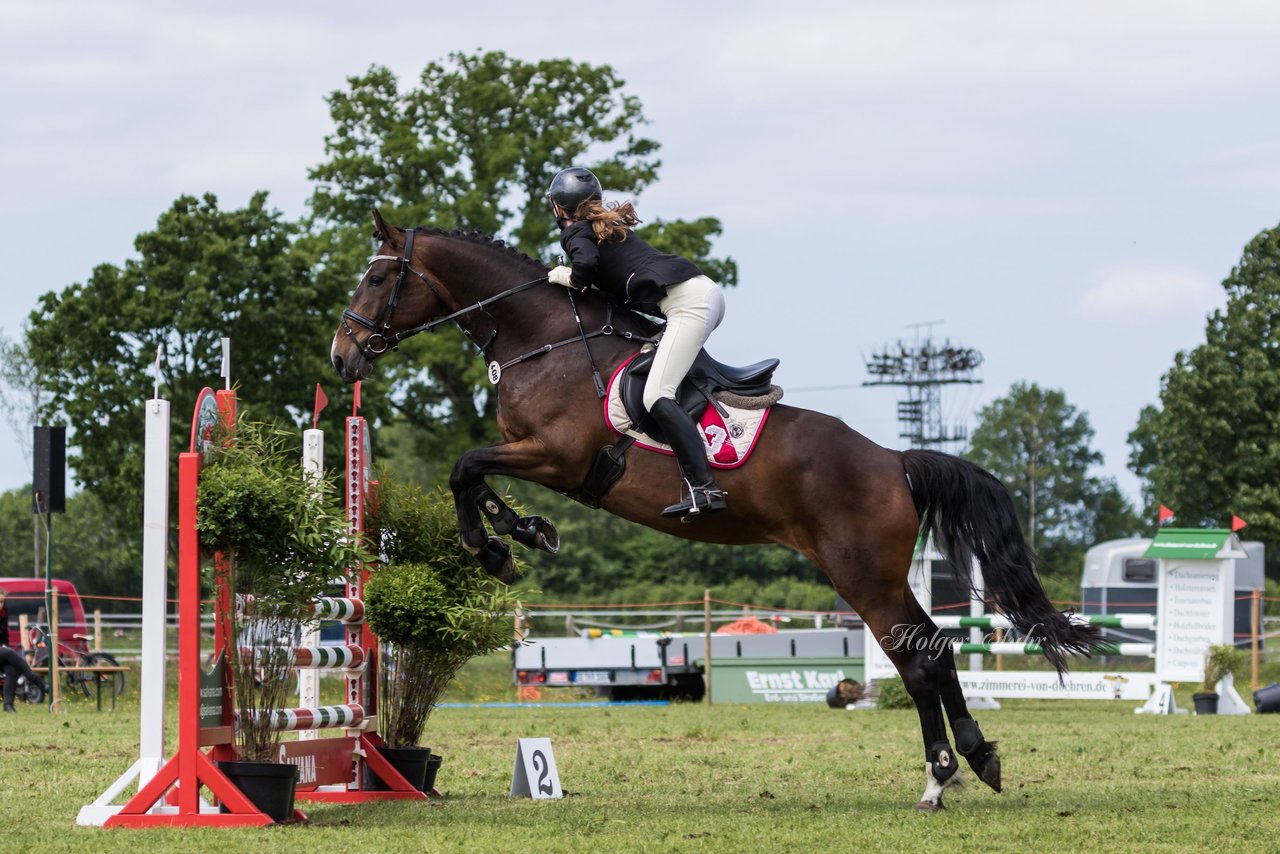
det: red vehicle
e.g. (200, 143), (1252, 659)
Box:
(0, 578), (89, 654)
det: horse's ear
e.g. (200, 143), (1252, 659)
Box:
(370, 209), (401, 247)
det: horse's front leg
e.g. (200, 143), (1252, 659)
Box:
(449, 438), (564, 582)
(466, 482), (560, 554)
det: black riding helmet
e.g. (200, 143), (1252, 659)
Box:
(547, 167), (602, 218)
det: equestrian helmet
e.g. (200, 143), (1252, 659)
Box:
(548, 167), (602, 216)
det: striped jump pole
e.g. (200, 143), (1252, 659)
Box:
(237, 644), (367, 670)
(252, 703), (366, 732)
(951, 641), (1155, 658)
(310, 597), (366, 623)
(236, 595), (366, 624)
(931, 613), (1157, 631)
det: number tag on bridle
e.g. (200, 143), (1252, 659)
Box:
(487, 361), (502, 385)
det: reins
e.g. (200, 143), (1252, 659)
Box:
(341, 229), (659, 381)
(341, 227), (546, 358)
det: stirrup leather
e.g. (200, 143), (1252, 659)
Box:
(662, 481), (728, 520)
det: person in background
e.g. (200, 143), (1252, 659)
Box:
(0, 590), (48, 711)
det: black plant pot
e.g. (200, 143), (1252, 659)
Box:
(217, 759), (298, 823)
(1192, 692), (1220, 715)
(365, 745), (431, 791)
(424, 753), (443, 793)
(1255, 682), (1280, 714)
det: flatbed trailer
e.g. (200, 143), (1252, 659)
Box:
(513, 627), (865, 702)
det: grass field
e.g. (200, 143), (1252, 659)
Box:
(4, 655), (1279, 853)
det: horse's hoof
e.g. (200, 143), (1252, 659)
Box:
(914, 800), (945, 812)
(512, 516), (560, 555)
(476, 538), (517, 584)
(977, 751), (1002, 793)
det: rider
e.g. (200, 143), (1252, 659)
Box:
(546, 166), (727, 520)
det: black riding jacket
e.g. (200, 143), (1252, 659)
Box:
(559, 221), (702, 314)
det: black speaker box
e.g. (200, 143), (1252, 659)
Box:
(32, 425), (66, 514)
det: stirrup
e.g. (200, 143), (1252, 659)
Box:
(661, 482), (728, 521)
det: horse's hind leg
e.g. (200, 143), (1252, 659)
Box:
(935, 642), (1001, 792)
(861, 599), (963, 811)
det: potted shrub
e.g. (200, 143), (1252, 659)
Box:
(1193, 643), (1247, 715)
(196, 418), (372, 820)
(363, 478), (526, 792)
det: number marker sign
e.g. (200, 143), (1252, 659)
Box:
(510, 738), (562, 799)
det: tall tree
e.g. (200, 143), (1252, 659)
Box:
(965, 382), (1140, 573)
(0, 334), (48, 576)
(0, 487), (138, 602)
(24, 193), (357, 542)
(306, 51), (737, 468)
(1128, 222), (1280, 543)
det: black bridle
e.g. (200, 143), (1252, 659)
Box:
(340, 227), (548, 360)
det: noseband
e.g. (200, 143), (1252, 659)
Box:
(341, 227), (553, 362)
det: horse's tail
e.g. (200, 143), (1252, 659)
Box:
(898, 448), (1100, 676)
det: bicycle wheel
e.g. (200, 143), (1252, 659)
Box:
(23, 677), (45, 705)
(86, 652), (126, 699)
(63, 652), (96, 700)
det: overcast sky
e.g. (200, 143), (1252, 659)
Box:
(3, 1), (1279, 515)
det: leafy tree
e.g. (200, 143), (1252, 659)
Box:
(965, 382), (1141, 576)
(0, 334), (47, 576)
(1128, 223), (1280, 551)
(24, 193), (359, 546)
(0, 487), (138, 605)
(306, 51), (737, 468)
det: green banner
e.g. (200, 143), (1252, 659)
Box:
(1143, 528), (1231, 560)
(706, 657), (863, 703)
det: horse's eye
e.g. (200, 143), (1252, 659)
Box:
(369, 275), (384, 286)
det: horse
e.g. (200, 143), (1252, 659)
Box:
(331, 209), (1101, 810)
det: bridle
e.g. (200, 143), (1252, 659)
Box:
(339, 227), (547, 361)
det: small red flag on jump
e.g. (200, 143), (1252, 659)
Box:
(353, 380), (361, 416)
(313, 383), (328, 430)
(1231, 515), (1247, 532)
(1158, 505), (1175, 526)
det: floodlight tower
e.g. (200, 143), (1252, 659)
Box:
(863, 321), (983, 452)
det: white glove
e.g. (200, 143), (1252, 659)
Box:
(548, 265), (574, 287)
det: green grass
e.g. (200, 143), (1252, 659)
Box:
(5, 657), (1279, 852)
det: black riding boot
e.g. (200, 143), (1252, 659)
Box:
(649, 398), (728, 520)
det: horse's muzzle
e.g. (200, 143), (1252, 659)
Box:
(330, 339), (370, 384)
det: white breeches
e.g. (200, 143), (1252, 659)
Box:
(642, 275), (725, 411)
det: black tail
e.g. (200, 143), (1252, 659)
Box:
(899, 449), (1101, 675)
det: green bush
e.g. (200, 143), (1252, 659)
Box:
(364, 479), (526, 746)
(1201, 643), (1248, 693)
(875, 677), (915, 710)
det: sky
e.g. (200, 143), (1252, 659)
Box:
(3, 1), (1280, 512)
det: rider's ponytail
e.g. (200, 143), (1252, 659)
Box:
(575, 199), (641, 243)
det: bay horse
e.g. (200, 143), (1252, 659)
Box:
(331, 210), (1100, 810)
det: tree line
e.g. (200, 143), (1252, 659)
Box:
(1, 50), (1277, 608)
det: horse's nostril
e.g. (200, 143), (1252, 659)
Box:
(332, 354), (344, 374)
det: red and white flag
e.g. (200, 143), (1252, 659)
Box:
(1157, 505), (1175, 526)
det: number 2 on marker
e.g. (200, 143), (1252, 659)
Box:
(532, 750), (554, 795)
